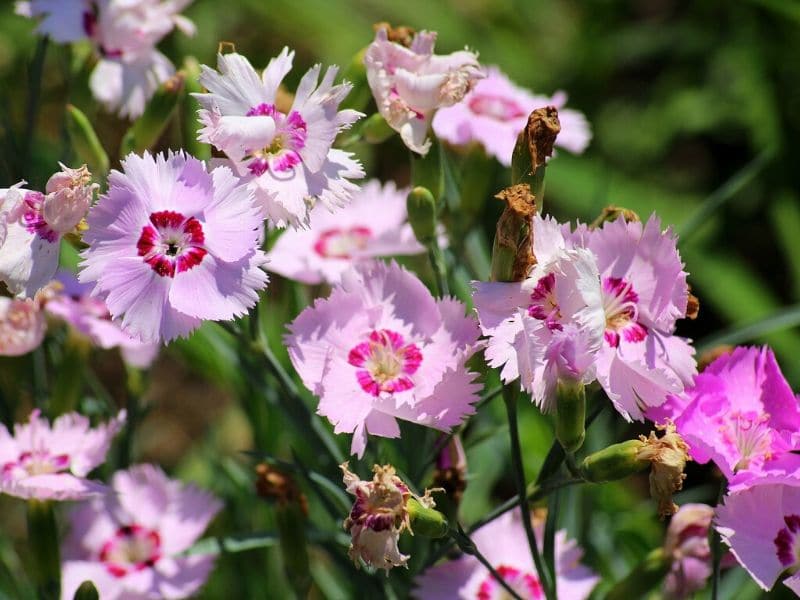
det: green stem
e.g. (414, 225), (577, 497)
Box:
(22, 36), (49, 176)
(503, 388), (555, 600)
(450, 526), (525, 600)
(427, 244), (449, 297)
(26, 500), (60, 600)
(543, 488), (559, 592)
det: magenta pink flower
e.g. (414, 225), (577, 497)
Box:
(79, 151), (268, 344)
(568, 215), (696, 420)
(265, 179), (425, 284)
(364, 26), (482, 155)
(286, 261), (481, 457)
(414, 511), (598, 599)
(195, 49), (364, 228)
(0, 409), (124, 501)
(0, 165), (96, 297)
(715, 483), (800, 595)
(61, 464), (222, 600)
(432, 66), (591, 165)
(47, 270), (159, 368)
(472, 214), (605, 411)
(664, 346), (800, 491)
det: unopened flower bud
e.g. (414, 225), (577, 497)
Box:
(407, 186), (437, 245)
(663, 503), (714, 599)
(636, 423), (691, 518)
(73, 581), (100, 600)
(555, 379), (586, 453)
(579, 439), (649, 483)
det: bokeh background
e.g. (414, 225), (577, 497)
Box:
(1, 1), (799, 598)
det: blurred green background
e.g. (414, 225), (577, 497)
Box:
(2, 0), (800, 598)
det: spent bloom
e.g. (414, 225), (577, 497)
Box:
(665, 346), (800, 492)
(46, 270), (159, 368)
(414, 511), (598, 599)
(195, 49), (365, 228)
(472, 214), (605, 411)
(0, 164), (96, 298)
(433, 66), (591, 165)
(364, 25), (482, 155)
(17, 1), (196, 118)
(715, 483), (800, 596)
(568, 214), (697, 420)
(79, 151), (268, 344)
(0, 409), (124, 501)
(341, 462), (436, 571)
(286, 261), (481, 457)
(662, 503), (715, 599)
(265, 179), (425, 284)
(61, 464), (222, 600)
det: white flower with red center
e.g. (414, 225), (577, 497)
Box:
(0, 164), (96, 298)
(414, 511), (598, 599)
(61, 464), (222, 599)
(194, 49), (365, 228)
(46, 270), (159, 368)
(472, 214), (605, 411)
(0, 409), (124, 500)
(286, 261), (481, 457)
(715, 483), (800, 596)
(567, 214), (697, 420)
(265, 179), (425, 284)
(364, 27), (483, 156)
(432, 66), (592, 165)
(79, 151), (268, 344)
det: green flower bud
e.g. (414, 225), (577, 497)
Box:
(73, 581), (100, 600)
(579, 439), (648, 483)
(407, 497), (449, 538)
(65, 105), (109, 178)
(555, 380), (586, 453)
(120, 72), (185, 156)
(407, 186), (437, 245)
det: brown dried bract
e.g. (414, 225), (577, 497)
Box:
(589, 205), (641, 229)
(255, 463), (309, 515)
(697, 345), (733, 372)
(686, 287), (700, 320)
(374, 22), (416, 47)
(526, 106), (561, 171)
(494, 184), (537, 281)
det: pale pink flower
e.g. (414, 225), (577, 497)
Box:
(0, 288), (49, 356)
(47, 270), (159, 368)
(0, 409), (124, 501)
(79, 151), (268, 344)
(663, 346), (800, 492)
(61, 464), (221, 600)
(265, 179), (424, 284)
(286, 261), (481, 457)
(663, 503), (715, 599)
(715, 483), (800, 595)
(567, 215), (697, 420)
(194, 49), (364, 228)
(433, 66), (591, 165)
(472, 214), (605, 411)
(414, 511), (598, 599)
(0, 165), (95, 297)
(364, 27), (482, 155)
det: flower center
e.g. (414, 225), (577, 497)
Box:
(313, 227), (373, 259)
(527, 273), (562, 331)
(19, 192), (58, 243)
(136, 211), (207, 278)
(468, 93), (527, 122)
(2, 450), (70, 479)
(245, 103), (307, 176)
(720, 411), (774, 471)
(601, 277), (647, 347)
(477, 565), (544, 600)
(100, 524), (162, 578)
(348, 329), (422, 396)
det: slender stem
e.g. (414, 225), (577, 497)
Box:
(711, 478), (728, 600)
(118, 367), (143, 468)
(22, 36), (49, 176)
(503, 388), (554, 600)
(450, 526), (525, 600)
(543, 488), (559, 593)
(26, 500), (60, 600)
(427, 243), (449, 297)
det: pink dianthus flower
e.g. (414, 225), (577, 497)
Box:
(433, 66), (591, 165)
(61, 464), (221, 600)
(286, 261), (481, 457)
(265, 179), (424, 284)
(79, 151), (268, 344)
(0, 409), (124, 501)
(195, 49), (364, 228)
